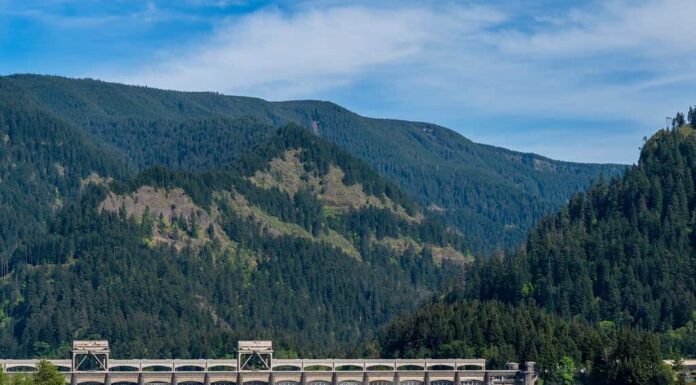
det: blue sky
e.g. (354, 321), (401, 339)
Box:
(1, 0), (696, 164)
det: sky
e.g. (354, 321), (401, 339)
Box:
(1, 0), (696, 164)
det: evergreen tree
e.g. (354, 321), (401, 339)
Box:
(548, 356), (575, 385)
(672, 357), (687, 385)
(32, 361), (64, 385)
(9, 375), (31, 385)
(591, 330), (673, 385)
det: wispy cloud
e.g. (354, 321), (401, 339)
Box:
(114, 4), (504, 98)
(0, 1), (208, 29)
(78, 0), (696, 162)
(112, 1), (696, 109)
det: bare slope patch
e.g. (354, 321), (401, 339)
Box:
(251, 149), (423, 222)
(98, 185), (360, 259)
(375, 236), (471, 265)
(99, 186), (230, 251)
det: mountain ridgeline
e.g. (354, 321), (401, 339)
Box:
(0, 74), (623, 253)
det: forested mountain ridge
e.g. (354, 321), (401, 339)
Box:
(0, 74), (624, 252)
(377, 124), (696, 384)
(0, 80), (128, 266)
(465, 126), (696, 332)
(0, 125), (464, 358)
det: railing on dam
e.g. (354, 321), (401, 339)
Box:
(0, 341), (539, 385)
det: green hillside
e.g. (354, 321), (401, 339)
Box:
(0, 125), (464, 358)
(376, 124), (696, 384)
(0, 80), (128, 263)
(0, 74), (624, 252)
(378, 299), (677, 385)
(465, 126), (696, 333)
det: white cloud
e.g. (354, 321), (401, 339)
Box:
(112, 3), (505, 98)
(498, 0), (696, 59)
(103, 0), (696, 163)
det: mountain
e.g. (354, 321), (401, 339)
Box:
(0, 79), (128, 266)
(466, 126), (696, 333)
(0, 74), (624, 252)
(0, 73), (690, 384)
(0, 125), (465, 358)
(376, 124), (696, 383)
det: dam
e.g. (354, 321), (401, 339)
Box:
(0, 341), (538, 385)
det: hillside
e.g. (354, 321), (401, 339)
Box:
(378, 299), (678, 385)
(0, 80), (127, 263)
(0, 125), (464, 358)
(376, 125), (696, 384)
(0, 74), (624, 252)
(464, 126), (696, 333)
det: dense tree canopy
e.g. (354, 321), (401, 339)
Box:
(0, 126), (462, 358)
(379, 122), (696, 383)
(0, 74), (623, 252)
(464, 126), (696, 332)
(0, 74), (692, 385)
